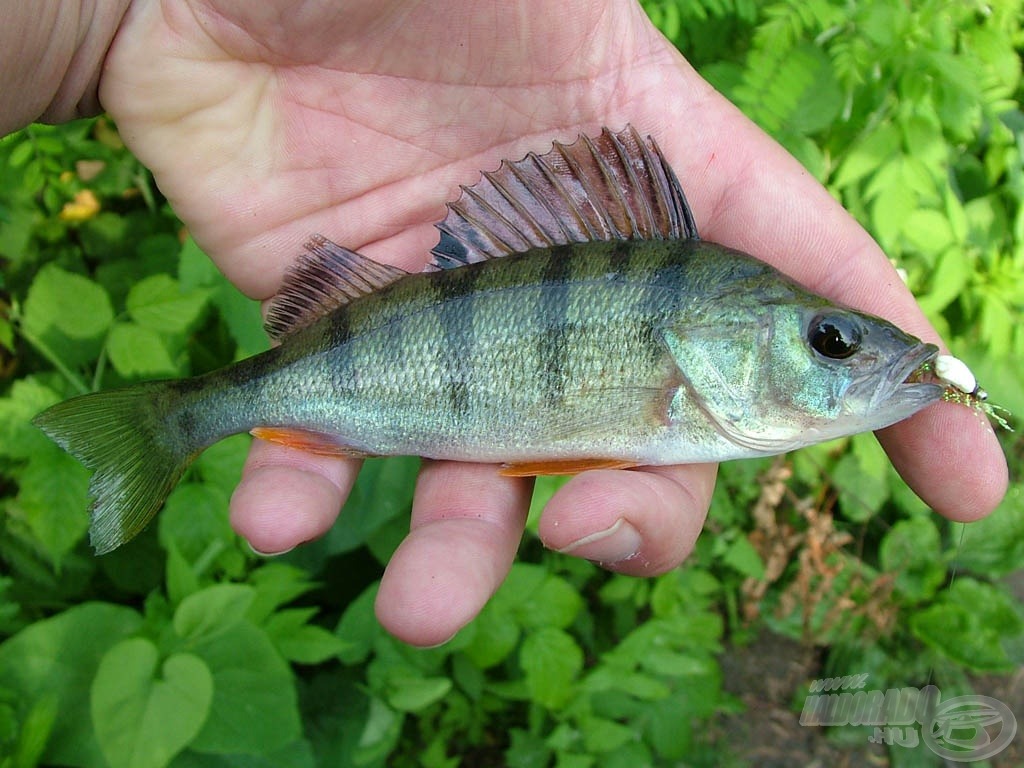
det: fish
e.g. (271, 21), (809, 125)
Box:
(33, 126), (945, 554)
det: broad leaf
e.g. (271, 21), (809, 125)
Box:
(91, 638), (213, 768)
(126, 273), (209, 335)
(0, 603), (142, 767)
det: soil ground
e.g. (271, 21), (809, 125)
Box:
(715, 575), (1024, 767)
(716, 630), (887, 767)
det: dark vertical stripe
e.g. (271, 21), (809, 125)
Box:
(638, 241), (685, 373)
(438, 267), (481, 421)
(327, 312), (357, 401)
(537, 248), (574, 408)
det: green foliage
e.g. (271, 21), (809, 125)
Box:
(2, 2), (1023, 766)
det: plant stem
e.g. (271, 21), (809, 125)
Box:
(16, 324), (90, 395)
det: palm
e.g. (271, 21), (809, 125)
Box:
(99, 0), (1006, 645)
(101, 2), (687, 295)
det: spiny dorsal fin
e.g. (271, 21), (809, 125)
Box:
(430, 125), (698, 269)
(264, 234), (409, 340)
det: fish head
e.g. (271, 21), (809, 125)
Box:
(663, 300), (944, 454)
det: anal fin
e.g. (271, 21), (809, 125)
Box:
(250, 427), (372, 458)
(499, 458), (639, 477)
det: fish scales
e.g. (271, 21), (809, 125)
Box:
(33, 126), (945, 553)
(251, 241), (688, 461)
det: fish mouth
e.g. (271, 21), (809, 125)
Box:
(869, 342), (943, 410)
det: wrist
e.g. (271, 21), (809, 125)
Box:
(1, 0), (131, 135)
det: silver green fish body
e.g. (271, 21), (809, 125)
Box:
(33, 127), (943, 553)
(199, 239), (936, 464)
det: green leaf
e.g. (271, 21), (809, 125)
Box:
(6, 695), (59, 768)
(168, 740), (316, 768)
(213, 286), (268, 358)
(910, 578), (1023, 672)
(335, 583), (383, 665)
(107, 321), (180, 377)
(194, 434), (251, 501)
(263, 609), (345, 664)
(22, 264), (114, 341)
(321, 457), (418, 555)
(0, 603), (142, 767)
(0, 377), (61, 460)
(645, 692), (694, 759)
(505, 729), (551, 768)
(8, 138), (35, 168)
(603, 671), (670, 701)
(784, 45), (843, 134)
(0, 313), (13, 352)
(174, 584), (256, 643)
(462, 600), (520, 669)
(189, 621), (301, 754)
(11, 446), (90, 563)
(518, 573), (584, 630)
(159, 483), (233, 564)
(177, 236), (222, 289)
(552, 753), (593, 768)
(902, 209), (954, 255)
(641, 649), (716, 678)
(177, 236), (269, 357)
(832, 124), (900, 189)
(246, 564), (320, 625)
(0, 376), (61, 460)
(879, 517), (946, 601)
(580, 715), (635, 753)
(126, 274), (209, 335)
(870, 181), (919, 249)
(720, 535), (765, 579)
(918, 247), (972, 316)
(831, 452), (888, 520)
(165, 540), (202, 606)
(353, 697), (403, 765)
(956, 486), (1024, 578)
(91, 638), (213, 768)
(385, 675), (453, 712)
(519, 628), (584, 709)
(900, 114), (947, 174)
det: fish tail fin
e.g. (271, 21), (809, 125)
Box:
(33, 381), (202, 554)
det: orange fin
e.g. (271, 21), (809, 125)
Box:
(498, 458), (640, 477)
(250, 427), (370, 458)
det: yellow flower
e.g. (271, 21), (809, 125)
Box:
(59, 189), (101, 222)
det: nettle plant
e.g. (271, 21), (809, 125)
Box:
(1, 2), (1023, 766)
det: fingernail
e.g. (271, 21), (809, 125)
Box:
(419, 631), (459, 650)
(555, 518), (641, 564)
(248, 541), (296, 557)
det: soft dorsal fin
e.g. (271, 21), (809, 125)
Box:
(430, 125), (699, 269)
(264, 234), (409, 340)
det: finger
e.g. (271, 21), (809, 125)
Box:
(375, 461), (533, 647)
(538, 464), (717, 576)
(878, 401), (1008, 522)
(230, 438), (360, 554)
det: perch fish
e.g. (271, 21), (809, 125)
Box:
(34, 126), (945, 553)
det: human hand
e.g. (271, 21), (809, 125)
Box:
(95, 0), (1007, 645)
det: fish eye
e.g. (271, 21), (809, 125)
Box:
(808, 314), (862, 359)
